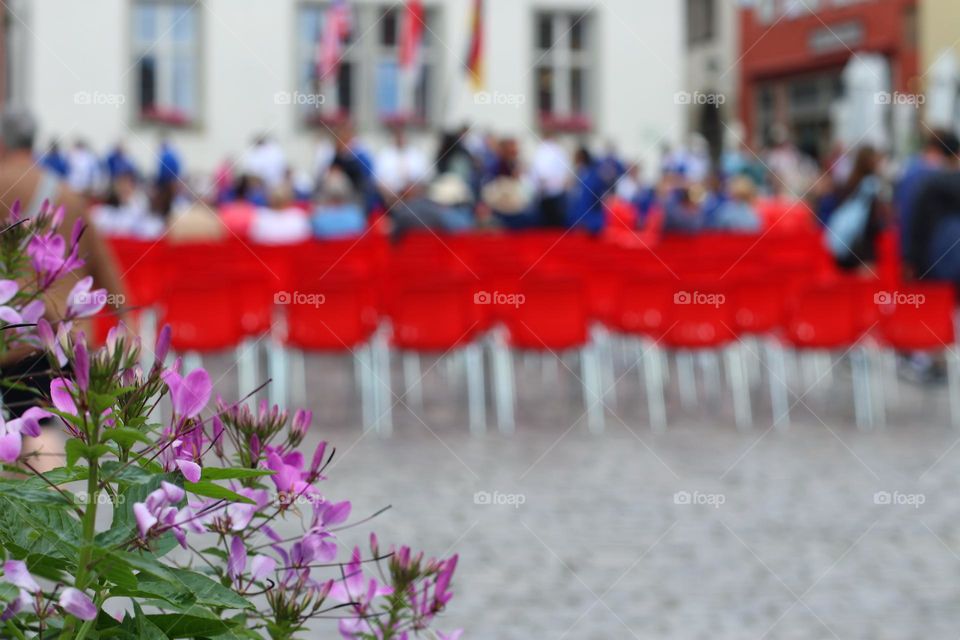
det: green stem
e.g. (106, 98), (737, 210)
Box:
(5, 620), (26, 640)
(63, 431), (101, 640)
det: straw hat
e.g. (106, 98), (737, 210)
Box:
(428, 173), (472, 207)
(481, 177), (532, 215)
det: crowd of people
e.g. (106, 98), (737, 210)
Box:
(22, 111), (960, 295)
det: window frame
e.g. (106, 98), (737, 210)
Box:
(532, 9), (595, 133)
(296, 1), (442, 132)
(130, 0), (203, 129)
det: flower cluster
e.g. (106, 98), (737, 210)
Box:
(0, 202), (460, 639)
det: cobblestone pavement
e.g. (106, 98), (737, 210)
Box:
(204, 350), (960, 639)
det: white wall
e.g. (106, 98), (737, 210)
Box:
(22, 0), (683, 178)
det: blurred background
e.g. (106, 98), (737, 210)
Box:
(4, 1), (960, 638)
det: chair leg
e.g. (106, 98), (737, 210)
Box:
(402, 352), (423, 411)
(766, 341), (791, 431)
(237, 339), (259, 408)
(725, 346), (752, 431)
(464, 343), (486, 435)
(596, 327), (618, 412)
(267, 341), (287, 409)
(581, 344), (605, 434)
(643, 341), (667, 433)
(373, 331), (393, 436)
(355, 345), (374, 432)
(491, 334), (516, 434)
(946, 348), (960, 430)
(868, 347), (886, 430)
(677, 351), (697, 410)
(882, 350), (900, 407)
(138, 307), (158, 371)
(290, 349), (307, 408)
(851, 347), (873, 431)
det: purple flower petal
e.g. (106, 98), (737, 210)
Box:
(59, 587), (97, 620)
(161, 481), (185, 504)
(250, 555), (276, 581)
(228, 536), (246, 580)
(3, 560), (39, 593)
(66, 277), (107, 318)
(172, 368), (211, 418)
(74, 340), (89, 392)
(0, 280), (18, 305)
(154, 325), (172, 365)
(133, 502), (158, 538)
(0, 589), (29, 621)
(19, 300), (44, 324)
(176, 460), (202, 483)
(50, 378), (78, 415)
(0, 431), (22, 463)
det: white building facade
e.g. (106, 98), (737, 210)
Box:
(6, 0), (683, 177)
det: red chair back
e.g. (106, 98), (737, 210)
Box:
(878, 283), (956, 350)
(505, 273), (588, 351)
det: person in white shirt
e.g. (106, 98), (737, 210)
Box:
(66, 140), (101, 195)
(248, 206), (312, 245)
(374, 126), (429, 202)
(244, 136), (288, 193)
(530, 133), (571, 227)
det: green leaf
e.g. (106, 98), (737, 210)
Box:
(146, 614), (232, 639)
(65, 438), (85, 467)
(100, 460), (159, 485)
(185, 481), (255, 504)
(0, 479), (72, 506)
(103, 427), (152, 449)
(0, 500), (80, 561)
(93, 550), (138, 591)
(200, 468), (274, 481)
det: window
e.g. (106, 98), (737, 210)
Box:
(132, 1), (199, 126)
(533, 11), (593, 131)
(373, 4), (437, 124)
(297, 3), (439, 128)
(298, 3), (358, 123)
(687, 0), (715, 45)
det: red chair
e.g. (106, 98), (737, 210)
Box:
(875, 283), (960, 427)
(272, 266), (385, 432)
(158, 242), (251, 401)
(387, 275), (487, 434)
(780, 280), (876, 429)
(492, 272), (604, 433)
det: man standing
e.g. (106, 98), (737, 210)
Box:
(530, 131), (570, 227)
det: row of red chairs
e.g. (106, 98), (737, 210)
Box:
(103, 230), (958, 433)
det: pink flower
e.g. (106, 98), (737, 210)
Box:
(162, 367), (212, 419)
(228, 536), (246, 582)
(0, 408), (51, 463)
(50, 377), (78, 415)
(65, 277), (106, 319)
(3, 561), (39, 593)
(250, 555), (276, 582)
(59, 587), (97, 620)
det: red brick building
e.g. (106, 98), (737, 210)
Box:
(739, 0), (919, 158)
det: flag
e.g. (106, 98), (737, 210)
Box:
(465, 0), (484, 91)
(398, 0), (425, 74)
(398, 0), (425, 116)
(316, 0), (352, 82)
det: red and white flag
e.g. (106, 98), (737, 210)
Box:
(397, 0), (425, 116)
(316, 0), (352, 82)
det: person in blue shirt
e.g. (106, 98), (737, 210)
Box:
(156, 138), (182, 187)
(39, 140), (69, 178)
(896, 130), (960, 262)
(566, 146), (607, 235)
(105, 142), (138, 181)
(311, 169), (367, 239)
